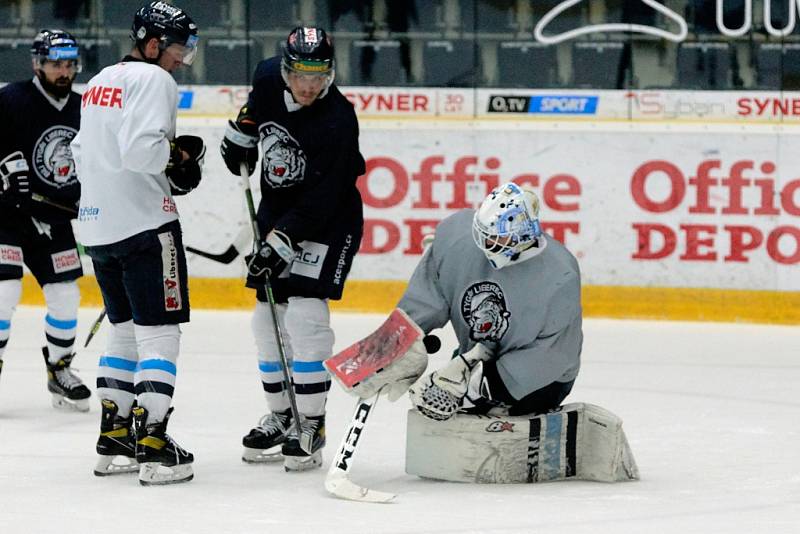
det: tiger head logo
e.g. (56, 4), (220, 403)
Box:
(259, 122), (306, 188)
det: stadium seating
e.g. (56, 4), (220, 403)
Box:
(495, 41), (558, 88)
(422, 38), (475, 86)
(571, 41), (628, 89)
(676, 41), (732, 89)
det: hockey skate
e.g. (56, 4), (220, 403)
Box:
(242, 409), (292, 463)
(42, 348), (91, 412)
(282, 414), (325, 472)
(94, 399), (139, 476)
(132, 406), (194, 486)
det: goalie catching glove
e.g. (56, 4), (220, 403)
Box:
(325, 308), (431, 402)
(166, 135), (205, 195)
(409, 343), (492, 421)
(0, 151), (31, 199)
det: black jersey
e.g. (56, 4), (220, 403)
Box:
(245, 57), (365, 245)
(0, 80), (81, 224)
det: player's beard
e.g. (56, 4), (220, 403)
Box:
(37, 71), (73, 99)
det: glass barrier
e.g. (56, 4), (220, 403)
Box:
(1, 0), (799, 90)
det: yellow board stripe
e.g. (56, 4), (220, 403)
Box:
(19, 275), (800, 325)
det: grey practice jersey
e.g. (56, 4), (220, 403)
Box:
(398, 209), (582, 400)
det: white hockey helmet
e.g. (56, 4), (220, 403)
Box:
(472, 182), (542, 269)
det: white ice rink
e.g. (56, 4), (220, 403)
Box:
(0, 306), (798, 534)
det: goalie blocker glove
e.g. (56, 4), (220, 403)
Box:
(246, 230), (295, 284)
(409, 343), (492, 421)
(220, 117), (258, 176)
(166, 135), (205, 196)
(0, 151), (31, 199)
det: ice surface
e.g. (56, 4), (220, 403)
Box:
(1, 306), (798, 533)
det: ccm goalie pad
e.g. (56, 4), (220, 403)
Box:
(325, 308), (429, 402)
(406, 403), (639, 484)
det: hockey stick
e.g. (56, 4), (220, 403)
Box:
(325, 334), (442, 503)
(31, 193), (78, 216)
(186, 225), (251, 264)
(326, 393), (396, 503)
(238, 162), (304, 449)
(186, 244), (239, 264)
(83, 308), (107, 348)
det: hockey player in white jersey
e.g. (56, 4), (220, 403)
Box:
(70, 1), (203, 485)
(341, 182), (582, 419)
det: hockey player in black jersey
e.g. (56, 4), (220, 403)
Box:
(220, 27), (365, 471)
(0, 29), (90, 412)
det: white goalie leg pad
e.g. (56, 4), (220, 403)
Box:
(406, 403), (639, 483)
(284, 297), (333, 416)
(0, 278), (22, 359)
(252, 301), (293, 412)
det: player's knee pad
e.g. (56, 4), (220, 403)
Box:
(406, 403), (639, 484)
(251, 301), (291, 360)
(284, 297), (333, 359)
(106, 320), (137, 358)
(134, 324), (180, 361)
(0, 278), (22, 320)
(42, 281), (80, 318)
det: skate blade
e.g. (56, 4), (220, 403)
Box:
(242, 446), (283, 464)
(94, 455), (139, 476)
(138, 462), (194, 486)
(284, 450), (322, 472)
(51, 394), (89, 412)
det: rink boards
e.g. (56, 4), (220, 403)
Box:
(16, 86), (800, 324)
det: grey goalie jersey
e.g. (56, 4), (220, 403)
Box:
(398, 209), (582, 400)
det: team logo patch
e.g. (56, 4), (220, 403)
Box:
(460, 282), (511, 342)
(290, 240), (328, 279)
(33, 126), (78, 187)
(0, 245), (23, 267)
(51, 249), (80, 273)
(259, 122), (306, 188)
(158, 231), (182, 312)
(486, 421), (515, 433)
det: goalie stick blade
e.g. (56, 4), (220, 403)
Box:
(186, 244), (240, 264)
(324, 471), (396, 503)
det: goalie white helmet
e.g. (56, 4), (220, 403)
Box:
(472, 182), (542, 269)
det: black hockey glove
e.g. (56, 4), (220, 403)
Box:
(245, 230), (295, 287)
(220, 119), (258, 177)
(0, 151), (31, 199)
(166, 135), (205, 196)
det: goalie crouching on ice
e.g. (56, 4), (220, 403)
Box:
(328, 182), (638, 484)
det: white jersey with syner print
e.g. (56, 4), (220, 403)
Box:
(398, 209), (583, 400)
(71, 60), (178, 246)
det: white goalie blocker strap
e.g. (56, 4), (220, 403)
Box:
(406, 402), (639, 484)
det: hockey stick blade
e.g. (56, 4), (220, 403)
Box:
(325, 470), (396, 504)
(325, 395), (396, 503)
(186, 244), (240, 264)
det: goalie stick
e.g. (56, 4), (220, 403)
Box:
(325, 334), (441, 503)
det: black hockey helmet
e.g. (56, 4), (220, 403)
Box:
(31, 29), (81, 71)
(131, 1), (199, 65)
(281, 27), (335, 76)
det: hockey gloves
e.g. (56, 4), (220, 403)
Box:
(246, 230), (295, 285)
(166, 135), (205, 196)
(0, 151), (31, 199)
(220, 119), (258, 177)
(409, 343), (491, 421)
